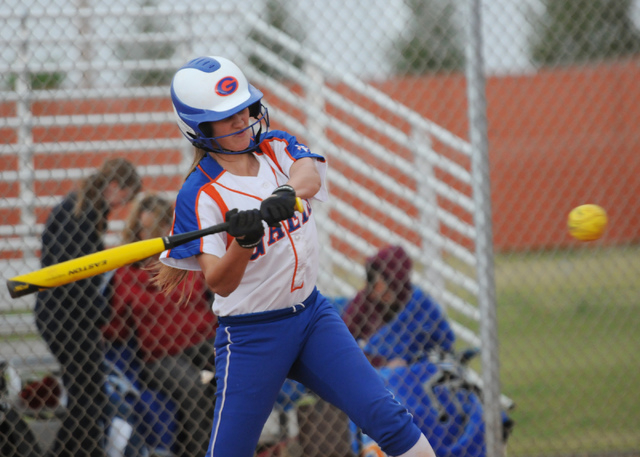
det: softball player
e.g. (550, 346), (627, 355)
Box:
(157, 56), (436, 457)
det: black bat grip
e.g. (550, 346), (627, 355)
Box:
(162, 197), (304, 251)
(163, 222), (230, 250)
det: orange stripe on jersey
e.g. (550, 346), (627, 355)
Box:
(284, 224), (304, 293)
(198, 163), (226, 182)
(202, 186), (233, 249)
(214, 183), (263, 204)
(258, 138), (290, 175)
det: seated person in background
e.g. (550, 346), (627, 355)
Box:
(102, 194), (218, 457)
(342, 246), (490, 457)
(342, 245), (455, 368)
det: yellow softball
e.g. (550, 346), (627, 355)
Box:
(567, 204), (608, 241)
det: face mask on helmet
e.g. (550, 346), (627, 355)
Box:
(170, 56), (270, 154)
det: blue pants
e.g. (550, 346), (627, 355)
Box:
(208, 288), (421, 457)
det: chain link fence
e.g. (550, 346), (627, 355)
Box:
(1, 1), (639, 457)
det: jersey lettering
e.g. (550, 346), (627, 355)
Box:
(268, 226), (286, 245)
(249, 201), (312, 261)
(302, 200), (311, 224)
(286, 215), (301, 232)
(250, 239), (266, 260)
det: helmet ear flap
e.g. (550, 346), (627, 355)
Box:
(199, 123), (213, 138)
(248, 102), (261, 119)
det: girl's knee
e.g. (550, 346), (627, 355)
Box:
(351, 396), (421, 456)
(392, 434), (436, 457)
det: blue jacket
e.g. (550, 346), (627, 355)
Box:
(363, 287), (455, 363)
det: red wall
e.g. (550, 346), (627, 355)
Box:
(2, 60), (638, 255)
(375, 59), (640, 250)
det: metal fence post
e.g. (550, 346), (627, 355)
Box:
(464, 1), (504, 456)
(304, 61), (334, 294)
(411, 126), (444, 299)
(16, 13), (36, 261)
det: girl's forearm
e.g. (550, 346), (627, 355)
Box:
(198, 244), (253, 297)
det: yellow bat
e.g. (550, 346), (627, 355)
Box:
(7, 198), (305, 299)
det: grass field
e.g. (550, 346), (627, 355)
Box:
(493, 245), (640, 456)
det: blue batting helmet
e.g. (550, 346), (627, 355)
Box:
(170, 56), (269, 154)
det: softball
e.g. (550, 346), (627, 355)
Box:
(567, 204), (608, 241)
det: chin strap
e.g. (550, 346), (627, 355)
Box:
(197, 105), (269, 155)
(205, 116), (265, 155)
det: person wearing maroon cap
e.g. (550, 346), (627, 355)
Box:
(342, 245), (455, 368)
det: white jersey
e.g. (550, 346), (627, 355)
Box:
(160, 130), (328, 316)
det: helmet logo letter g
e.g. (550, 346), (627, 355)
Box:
(216, 76), (239, 96)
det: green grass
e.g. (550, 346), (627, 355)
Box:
(493, 245), (640, 456)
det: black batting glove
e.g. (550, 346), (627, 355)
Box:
(225, 209), (265, 249)
(260, 185), (296, 228)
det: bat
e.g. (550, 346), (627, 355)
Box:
(7, 198), (305, 299)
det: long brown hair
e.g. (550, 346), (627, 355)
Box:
(74, 158), (142, 233)
(123, 194), (174, 244)
(154, 148), (208, 295)
(124, 194), (174, 268)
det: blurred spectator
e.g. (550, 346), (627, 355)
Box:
(342, 245), (456, 367)
(34, 158), (142, 457)
(342, 246), (493, 456)
(102, 193), (217, 457)
(283, 247), (461, 456)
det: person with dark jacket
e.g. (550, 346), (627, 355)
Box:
(34, 158), (141, 457)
